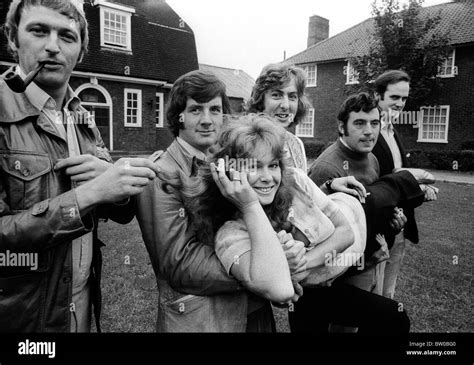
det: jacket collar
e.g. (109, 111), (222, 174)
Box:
(0, 79), (41, 123)
(0, 77), (86, 142)
(167, 138), (209, 178)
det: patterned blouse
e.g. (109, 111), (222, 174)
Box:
(283, 131), (307, 172)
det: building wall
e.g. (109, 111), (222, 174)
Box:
(229, 97), (245, 115)
(301, 60), (350, 146)
(396, 44), (474, 151)
(301, 45), (474, 151)
(70, 78), (174, 152)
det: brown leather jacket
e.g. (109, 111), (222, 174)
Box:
(0, 80), (132, 332)
(136, 139), (245, 332)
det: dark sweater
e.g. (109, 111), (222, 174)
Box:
(308, 139), (380, 187)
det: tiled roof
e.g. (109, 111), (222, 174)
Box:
(287, 1), (474, 65)
(199, 64), (255, 100)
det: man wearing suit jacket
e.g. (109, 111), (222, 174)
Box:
(372, 70), (414, 299)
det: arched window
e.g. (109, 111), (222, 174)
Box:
(76, 84), (114, 150)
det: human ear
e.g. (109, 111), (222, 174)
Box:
(6, 27), (18, 53)
(338, 121), (345, 136)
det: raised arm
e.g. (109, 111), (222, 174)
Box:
(211, 161), (294, 302)
(136, 172), (241, 296)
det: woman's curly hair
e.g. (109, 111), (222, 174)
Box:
(181, 114), (306, 244)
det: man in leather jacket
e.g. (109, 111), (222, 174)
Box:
(0, 0), (159, 332)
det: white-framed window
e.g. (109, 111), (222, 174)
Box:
(345, 61), (359, 85)
(437, 49), (456, 78)
(304, 65), (317, 87)
(124, 89), (142, 127)
(296, 108), (314, 138)
(155, 92), (164, 128)
(100, 2), (134, 52)
(417, 105), (449, 143)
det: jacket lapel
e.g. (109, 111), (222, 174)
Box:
(375, 134), (395, 172)
(393, 129), (409, 167)
(167, 139), (193, 177)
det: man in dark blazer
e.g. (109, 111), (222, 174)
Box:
(372, 70), (417, 299)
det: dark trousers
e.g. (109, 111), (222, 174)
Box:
(246, 301), (276, 333)
(288, 282), (410, 334)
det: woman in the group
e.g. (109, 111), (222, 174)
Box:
(187, 113), (410, 333)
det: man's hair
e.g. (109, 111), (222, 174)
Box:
(166, 70), (231, 137)
(4, 0), (89, 61)
(247, 62), (311, 126)
(374, 70), (411, 99)
(337, 92), (379, 136)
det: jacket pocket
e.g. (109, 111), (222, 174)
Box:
(0, 151), (52, 210)
(158, 291), (248, 333)
(159, 294), (211, 332)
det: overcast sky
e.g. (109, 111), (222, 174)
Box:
(166, 0), (452, 79)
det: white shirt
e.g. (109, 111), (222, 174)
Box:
(22, 68), (92, 332)
(380, 116), (403, 170)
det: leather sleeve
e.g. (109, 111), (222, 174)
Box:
(136, 174), (241, 295)
(0, 185), (93, 252)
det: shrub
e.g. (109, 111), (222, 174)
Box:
(304, 141), (326, 159)
(460, 140), (474, 150)
(406, 150), (474, 171)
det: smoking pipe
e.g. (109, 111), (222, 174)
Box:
(3, 63), (45, 93)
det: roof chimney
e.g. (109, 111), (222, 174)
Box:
(307, 15), (329, 48)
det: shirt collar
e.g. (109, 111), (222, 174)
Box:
(176, 137), (207, 160)
(19, 66), (80, 112)
(380, 109), (395, 131)
(381, 119), (393, 131)
(339, 137), (353, 151)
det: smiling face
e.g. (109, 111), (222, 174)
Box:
(376, 81), (410, 121)
(339, 108), (381, 154)
(178, 97), (224, 153)
(247, 144), (282, 206)
(11, 6), (82, 94)
(262, 78), (298, 129)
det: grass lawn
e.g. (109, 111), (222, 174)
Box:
(98, 181), (473, 333)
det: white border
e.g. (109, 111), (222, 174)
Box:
(417, 105), (450, 144)
(155, 92), (164, 128)
(124, 88), (142, 128)
(296, 108), (314, 138)
(75, 83), (114, 150)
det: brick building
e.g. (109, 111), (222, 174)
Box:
(0, 0), (198, 152)
(286, 1), (474, 152)
(199, 64), (255, 114)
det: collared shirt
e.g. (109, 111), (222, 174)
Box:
(22, 69), (92, 332)
(20, 67), (66, 141)
(176, 136), (208, 160)
(380, 115), (403, 170)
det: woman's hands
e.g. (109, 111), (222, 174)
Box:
(277, 231), (308, 303)
(210, 158), (259, 211)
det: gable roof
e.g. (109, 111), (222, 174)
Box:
(287, 1), (474, 65)
(199, 64), (255, 100)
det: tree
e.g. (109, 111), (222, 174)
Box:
(347, 0), (451, 110)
